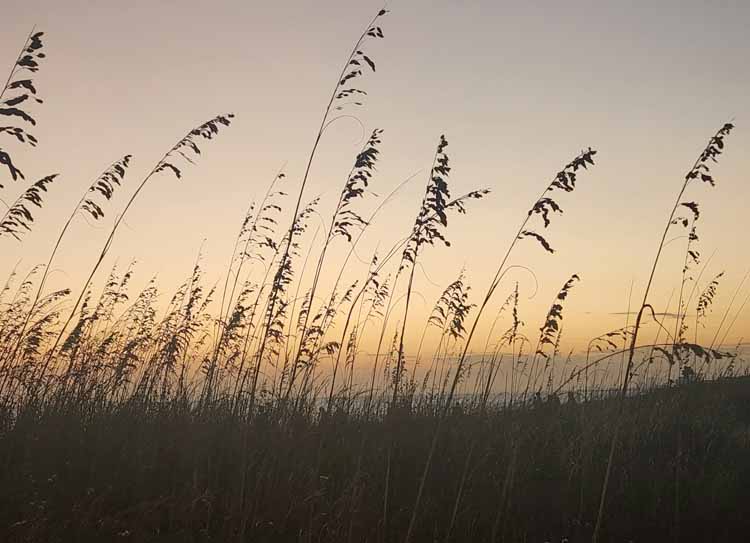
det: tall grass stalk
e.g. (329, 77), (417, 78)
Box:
(37, 115), (233, 390)
(3, 157), (131, 379)
(405, 148), (596, 541)
(593, 122), (734, 543)
(249, 8), (388, 413)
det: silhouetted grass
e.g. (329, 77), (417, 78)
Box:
(2, 379), (750, 542)
(0, 7), (747, 543)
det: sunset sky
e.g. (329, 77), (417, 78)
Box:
(2, 0), (749, 360)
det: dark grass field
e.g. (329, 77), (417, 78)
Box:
(2, 377), (749, 542)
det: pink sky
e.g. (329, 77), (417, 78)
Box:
(1, 1), (748, 358)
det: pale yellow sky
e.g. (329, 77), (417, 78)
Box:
(1, 0), (749, 356)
